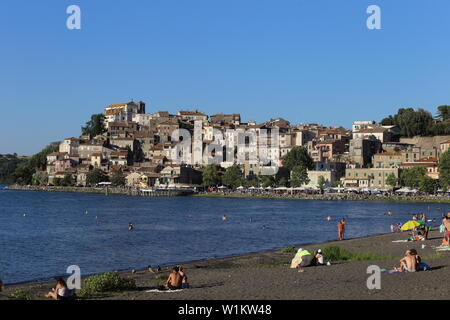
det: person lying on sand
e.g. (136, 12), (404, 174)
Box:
(164, 267), (183, 290)
(290, 248), (313, 269)
(394, 250), (417, 272)
(45, 277), (73, 300)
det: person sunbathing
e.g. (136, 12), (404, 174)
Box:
(164, 267), (183, 290)
(394, 250), (417, 272)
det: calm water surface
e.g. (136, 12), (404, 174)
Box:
(0, 186), (448, 284)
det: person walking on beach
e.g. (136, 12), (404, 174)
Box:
(338, 218), (346, 240)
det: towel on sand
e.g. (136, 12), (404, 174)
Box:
(146, 289), (184, 293)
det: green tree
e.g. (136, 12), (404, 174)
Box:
(260, 175), (275, 188)
(61, 174), (75, 187)
(12, 142), (60, 185)
(439, 150), (450, 190)
(111, 171), (126, 186)
(222, 165), (243, 189)
(86, 169), (109, 186)
(317, 175), (327, 191)
(0, 154), (28, 184)
(290, 165), (309, 188)
(386, 173), (398, 189)
(82, 114), (106, 137)
(278, 177), (288, 187)
(399, 166), (427, 188)
(437, 105), (450, 121)
(202, 164), (221, 187)
(419, 176), (437, 194)
(32, 171), (48, 186)
(282, 147), (314, 171)
(244, 175), (260, 188)
(380, 108), (434, 137)
(12, 163), (34, 185)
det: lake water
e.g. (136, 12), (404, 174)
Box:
(0, 186), (448, 284)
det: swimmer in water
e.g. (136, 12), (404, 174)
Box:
(222, 215), (228, 221)
(326, 216), (332, 221)
(128, 222), (134, 231)
(85, 210), (88, 214)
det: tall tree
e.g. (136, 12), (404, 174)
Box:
(12, 142), (59, 185)
(290, 165), (309, 188)
(81, 114), (106, 137)
(317, 175), (327, 191)
(111, 171), (126, 186)
(202, 164), (221, 187)
(419, 176), (437, 194)
(282, 146), (314, 171)
(222, 165), (243, 188)
(386, 173), (398, 189)
(439, 150), (450, 190)
(380, 108), (434, 137)
(86, 169), (109, 186)
(437, 105), (450, 121)
(399, 166), (427, 188)
(260, 175), (275, 188)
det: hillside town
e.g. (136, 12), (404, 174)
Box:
(39, 101), (450, 193)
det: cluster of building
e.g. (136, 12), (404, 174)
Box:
(44, 101), (450, 190)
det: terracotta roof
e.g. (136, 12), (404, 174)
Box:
(105, 101), (134, 109)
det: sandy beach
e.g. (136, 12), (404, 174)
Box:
(1, 229), (449, 300)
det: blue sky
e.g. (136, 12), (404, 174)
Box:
(1, 0), (450, 155)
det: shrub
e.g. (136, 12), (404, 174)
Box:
(322, 245), (395, 262)
(78, 272), (136, 298)
(280, 246), (297, 253)
(8, 289), (32, 300)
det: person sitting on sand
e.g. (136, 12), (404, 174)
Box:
(179, 266), (189, 289)
(394, 250), (417, 273)
(313, 249), (324, 266)
(164, 267), (183, 290)
(45, 277), (73, 300)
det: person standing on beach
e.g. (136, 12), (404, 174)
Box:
(338, 219), (346, 240)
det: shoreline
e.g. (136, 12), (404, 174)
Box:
(5, 184), (450, 203)
(2, 231), (390, 287)
(2, 229), (450, 300)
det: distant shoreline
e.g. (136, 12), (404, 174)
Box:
(4, 184), (450, 203)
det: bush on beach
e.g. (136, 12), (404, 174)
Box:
(322, 245), (395, 262)
(8, 289), (32, 300)
(77, 272), (136, 298)
(280, 246), (297, 253)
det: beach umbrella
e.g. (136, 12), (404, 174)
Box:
(416, 220), (426, 226)
(400, 220), (421, 231)
(236, 186), (244, 190)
